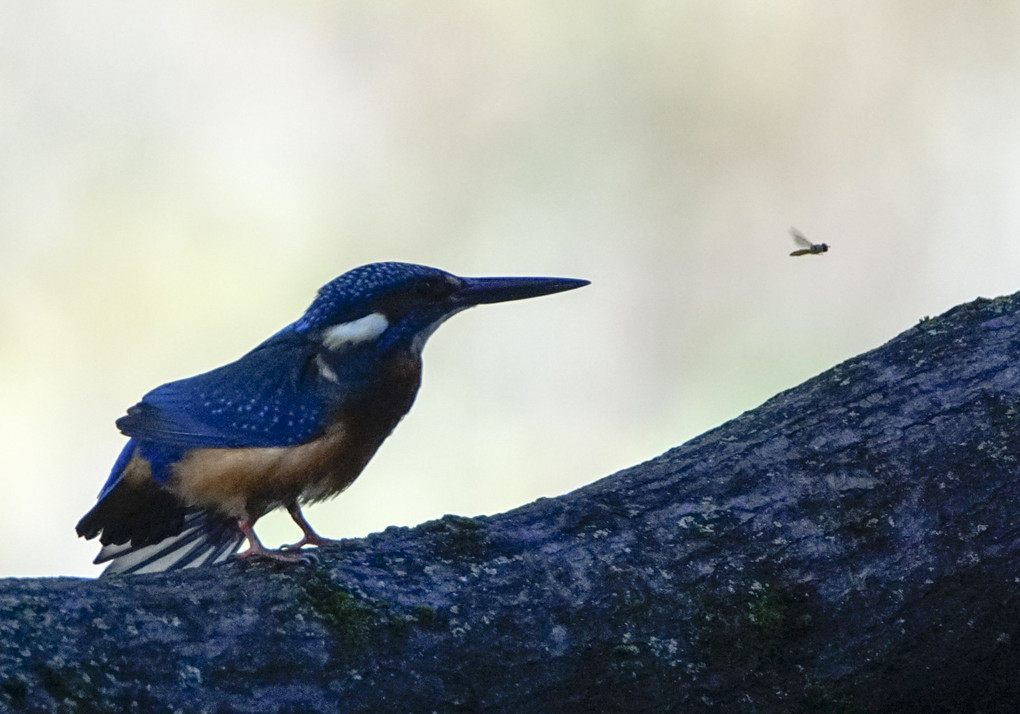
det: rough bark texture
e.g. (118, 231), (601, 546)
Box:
(4, 294), (1020, 713)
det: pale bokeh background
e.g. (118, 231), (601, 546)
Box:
(4, 2), (1020, 578)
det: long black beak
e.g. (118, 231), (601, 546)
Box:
(454, 275), (590, 306)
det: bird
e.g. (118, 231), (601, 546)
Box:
(789, 227), (829, 256)
(76, 262), (588, 576)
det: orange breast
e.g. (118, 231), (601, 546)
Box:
(165, 352), (424, 521)
(168, 423), (362, 519)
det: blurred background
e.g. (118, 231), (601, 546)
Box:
(4, 1), (1020, 578)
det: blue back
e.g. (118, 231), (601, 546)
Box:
(113, 263), (451, 480)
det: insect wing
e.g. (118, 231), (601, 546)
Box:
(790, 228), (813, 249)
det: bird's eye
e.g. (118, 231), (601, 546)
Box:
(414, 280), (436, 297)
(414, 279), (450, 299)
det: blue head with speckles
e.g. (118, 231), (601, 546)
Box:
(294, 263), (455, 332)
(289, 262), (589, 355)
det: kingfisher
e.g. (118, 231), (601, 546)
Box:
(76, 262), (588, 576)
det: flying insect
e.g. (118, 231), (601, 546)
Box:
(789, 227), (828, 256)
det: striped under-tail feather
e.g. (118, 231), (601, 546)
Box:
(95, 509), (244, 577)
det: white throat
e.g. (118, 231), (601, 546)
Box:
(410, 307), (467, 354)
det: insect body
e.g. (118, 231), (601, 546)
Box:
(789, 227), (828, 256)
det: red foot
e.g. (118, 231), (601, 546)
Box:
(236, 543), (314, 563)
(279, 504), (343, 551)
(236, 518), (315, 564)
(279, 533), (343, 551)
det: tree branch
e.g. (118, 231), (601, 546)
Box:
(4, 295), (1020, 712)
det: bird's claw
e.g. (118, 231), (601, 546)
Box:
(279, 536), (343, 551)
(236, 546), (315, 566)
(290, 549), (319, 564)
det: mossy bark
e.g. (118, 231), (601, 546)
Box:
(3, 295), (1020, 712)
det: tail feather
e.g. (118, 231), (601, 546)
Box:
(76, 440), (188, 548)
(77, 441), (245, 576)
(96, 509), (243, 577)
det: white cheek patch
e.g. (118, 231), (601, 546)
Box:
(322, 312), (389, 350)
(314, 355), (340, 383)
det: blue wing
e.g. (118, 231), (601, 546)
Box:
(81, 330), (380, 572)
(116, 331), (341, 451)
